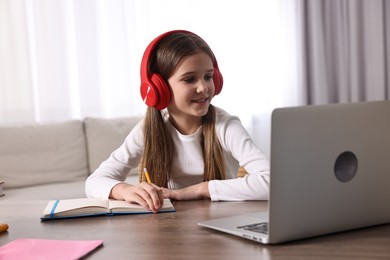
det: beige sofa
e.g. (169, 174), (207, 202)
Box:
(0, 117), (142, 200)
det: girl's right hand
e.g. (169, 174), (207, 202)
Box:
(109, 182), (164, 214)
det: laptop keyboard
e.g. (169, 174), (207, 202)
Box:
(237, 222), (269, 234)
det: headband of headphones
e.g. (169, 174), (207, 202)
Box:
(140, 30), (223, 110)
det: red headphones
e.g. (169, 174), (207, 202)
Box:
(140, 30), (223, 110)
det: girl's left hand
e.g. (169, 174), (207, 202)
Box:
(162, 182), (210, 201)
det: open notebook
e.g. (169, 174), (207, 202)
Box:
(41, 198), (175, 220)
(199, 100), (390, 244)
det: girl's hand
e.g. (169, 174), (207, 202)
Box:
(162, 182), (210, 201)
(110, 182), (164, 213)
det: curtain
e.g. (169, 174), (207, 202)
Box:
(301, 0), (390, 104)
(0, 0), (137, 123)
(0, 0), (302, 158)
(0, 0), (301, 122)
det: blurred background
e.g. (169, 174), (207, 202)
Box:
(1, 0), (389, 157)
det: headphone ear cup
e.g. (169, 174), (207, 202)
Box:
(213, 68), (223, 95)
(150, 73), (171, 110)
(140, 73), (171, 110)
(140, 80), (158, 108)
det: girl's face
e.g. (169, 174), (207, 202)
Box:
(167, 52), (215, 129)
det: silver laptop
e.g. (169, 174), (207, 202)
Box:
(198, 100), (390, 244)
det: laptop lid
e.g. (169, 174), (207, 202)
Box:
(198, 100), (390, 244)
(268, 100), (390, 243)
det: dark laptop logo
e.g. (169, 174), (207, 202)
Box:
(334, 151), (358, 182)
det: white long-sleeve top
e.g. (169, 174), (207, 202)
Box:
(85, 107), (270, 201)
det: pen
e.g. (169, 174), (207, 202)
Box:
(0, 223), (9, 233)
(144, 168), (152, 184)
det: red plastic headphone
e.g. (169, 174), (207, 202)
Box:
(140, 30), (223, 110)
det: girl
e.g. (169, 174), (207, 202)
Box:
(85, 30), (270, 213)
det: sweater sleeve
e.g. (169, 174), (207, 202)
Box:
(85, 120), (144, 199)
(208, 110), (270, 201)
(208, 172), (269, 201)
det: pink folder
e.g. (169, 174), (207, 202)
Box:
(0, 238), (103, 260)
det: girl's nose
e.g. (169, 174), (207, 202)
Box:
(196, 80), (209, 93)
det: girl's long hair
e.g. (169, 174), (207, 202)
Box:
(139, 32), (225, 187)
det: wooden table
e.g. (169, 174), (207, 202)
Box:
(1, 199), (390, 259)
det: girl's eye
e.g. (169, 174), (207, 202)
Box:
(205, 75), (213, 81)
(183, 77), (195, 83)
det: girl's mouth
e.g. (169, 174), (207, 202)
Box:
(192, 98), (208, 104)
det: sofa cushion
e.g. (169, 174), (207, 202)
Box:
(84, 117), (142, 174)
(2, 175), (138, 200)
(0, 120), (88, 189)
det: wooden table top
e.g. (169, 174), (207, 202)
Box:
(1, 199), (390, 259)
